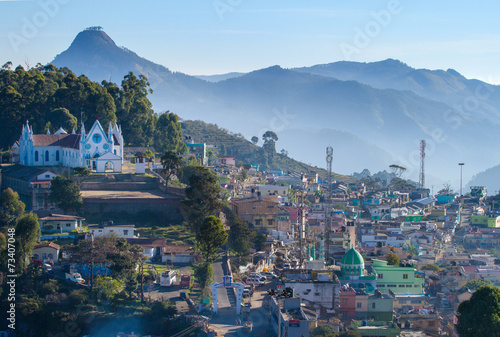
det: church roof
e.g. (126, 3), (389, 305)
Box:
(112, 134), (120, 145)
(32, 134), (80, 149)
(341, 247), (364, 266)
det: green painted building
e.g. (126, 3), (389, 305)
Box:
(471, 214), (500, 228)
(402, 214), (423, 222)
(372, 260), (425, 295)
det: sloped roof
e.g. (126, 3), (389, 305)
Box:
(32, 134), (80, 149)
(1, 164), (56, 180)
(39, 214), (85, 221)
(164, 244), (194, 254)
(112, 134), (120, 145)
(34, 242), (61, 250)
(95, 151), (122, 160)
(126, 238), (166, 248)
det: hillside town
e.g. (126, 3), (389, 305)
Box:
(1, 117), (498, 337)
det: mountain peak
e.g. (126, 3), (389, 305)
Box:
(68, 27), (117, 51)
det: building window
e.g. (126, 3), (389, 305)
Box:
(357, 302), (361, 308)
(378, 284), (385, 287)
(255, 219), (262, 227)
(123, 230), (128, 235)
(45, 150), (49, 162)
(429, 321), (435, 327)
(267, 219), (274, 227)
(378, 274), (383, 279)
(406, 285), (413, 288)
(35, 151), (39, 162)
(403, 274), (408, 279)
(56, 150), (60, 161)
(372, 303), (376, 309)
(315, 292), (320, 296)
(399, 285), (405, 287)
(342, 299), (348, 305)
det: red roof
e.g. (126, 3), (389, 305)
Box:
(462, 266), (478, 274)
(34, 242), (61, 250)
(164, 244), (194, 255)
(32, 134), (80, 149)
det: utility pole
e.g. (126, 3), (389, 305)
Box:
(419, 140), (426, 189)
(90, 232), (94, 292)
(325, 146), (333, 264)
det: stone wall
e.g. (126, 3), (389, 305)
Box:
(82, 196), (184, 222)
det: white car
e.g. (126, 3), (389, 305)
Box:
(261, 272), (278, 279)
(245, 277), (264, 286)
(249, 272), (267, 281)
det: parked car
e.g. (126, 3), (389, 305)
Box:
(261, 272), (278, 279)
(249, 272), (267, 281)
(245, 277), (264, 286)
(65, 272), (85, 284)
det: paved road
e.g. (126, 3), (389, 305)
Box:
(143, 265), (192, 313)
(210, 257), (275, 336)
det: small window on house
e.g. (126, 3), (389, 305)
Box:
(429, 321), (435, 327)
(403, 274), (408, 279)
(399, 285), (405, 288)
(378, 274), (383, 279)
(45, 174), (50, 178)
(123, 230), (128, 235)
(66, 223), (71, 227)
(342, 299), (347, 305)
(357, 302), (361, 308)
(406, 285), (412, 288)
(35, 151), (39, 161)
(315, 292), (320, 296)
(372, 303), (376, 309)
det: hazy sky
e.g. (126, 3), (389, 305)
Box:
(1, 0), (499, 84)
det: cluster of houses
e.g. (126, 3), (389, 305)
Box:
(226, 169), (495, 336)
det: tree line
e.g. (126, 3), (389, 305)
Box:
(0, 62), (184, 154)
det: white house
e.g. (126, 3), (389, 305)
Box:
(162, 244), (195, 264)
(257, 184), (291, 203)
(88, 223), (135, 238)
(38, 214), (85, 233)
(19, 119), (123, 173)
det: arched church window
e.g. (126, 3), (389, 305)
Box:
(45, 151), (49, 162)
(35, 151), (39, 162)
(56, 150), (60, 161)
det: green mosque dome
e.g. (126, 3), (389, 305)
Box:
(341, 247), (364, 266)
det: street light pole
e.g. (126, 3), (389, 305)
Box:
(459, 163), (465, 197)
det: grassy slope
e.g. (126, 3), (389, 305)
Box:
(181, 120), (355, 183)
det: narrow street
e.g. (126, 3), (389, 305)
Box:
(209, 257), (275, 336)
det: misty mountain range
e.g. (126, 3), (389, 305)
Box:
(50, 28), (500, 193)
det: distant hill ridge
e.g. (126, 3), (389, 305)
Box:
(50, 28), (500, 189)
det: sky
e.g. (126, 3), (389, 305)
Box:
(0, 0), (499, 84)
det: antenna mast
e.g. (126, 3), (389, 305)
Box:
(325, 146), (333, 264)
(419, 140), (426, 189)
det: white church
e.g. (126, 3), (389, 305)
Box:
(20, 119), (124, 173)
